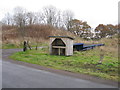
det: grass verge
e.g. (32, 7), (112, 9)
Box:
(2, 43), (23, 49)
(2, 43), (48, 49)
(10, 47), (119, 82)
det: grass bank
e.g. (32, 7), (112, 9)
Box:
(2, 43), (48, 49)
(2, 43), (23, 49)
(10, 47), (119, 82)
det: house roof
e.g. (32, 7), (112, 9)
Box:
(49, 36), (74, 40)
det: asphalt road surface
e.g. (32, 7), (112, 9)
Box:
(2, 49), (118, 88)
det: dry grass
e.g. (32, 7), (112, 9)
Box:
(2, 25), (118, 57)
(2, 25), (76, 47)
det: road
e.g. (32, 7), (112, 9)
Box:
(2, 49), (118, 88)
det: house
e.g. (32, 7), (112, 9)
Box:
(49, 36), (74, 56)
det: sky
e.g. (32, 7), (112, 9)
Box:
(0, 0), (119, 28)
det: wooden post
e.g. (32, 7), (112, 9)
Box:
(23, 41), (27, 52)
(58, 48), (60, 55)
(99, 49), (104, 64)
(99, 54), (104, 64)
(27, 41), (32, 50)
(35, 45), (38, 50)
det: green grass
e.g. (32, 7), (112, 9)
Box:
(10, 47), (119, 81)
(2, 44), (23, 49)
(2, 43), (48, 49)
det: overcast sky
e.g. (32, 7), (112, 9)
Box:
(0, 0), (119, 28)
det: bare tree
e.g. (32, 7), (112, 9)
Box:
(2, 13), (13, 25)
(54, 10), (63, 28)
(35, 12), (45, 24)
(13, 6), (32, 51)
(62, 10), (74, 30)
(43, 5), (57, 26)
(13, 6), (27, 27)
(26, 12), (35, 25)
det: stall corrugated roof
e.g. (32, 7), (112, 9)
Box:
(49, 36), (74, 40)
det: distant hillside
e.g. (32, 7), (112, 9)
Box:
(2, 25), (118, 48)
(2, 25), (77, 45)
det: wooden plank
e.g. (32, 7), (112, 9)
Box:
(52, 46), (66, 49)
